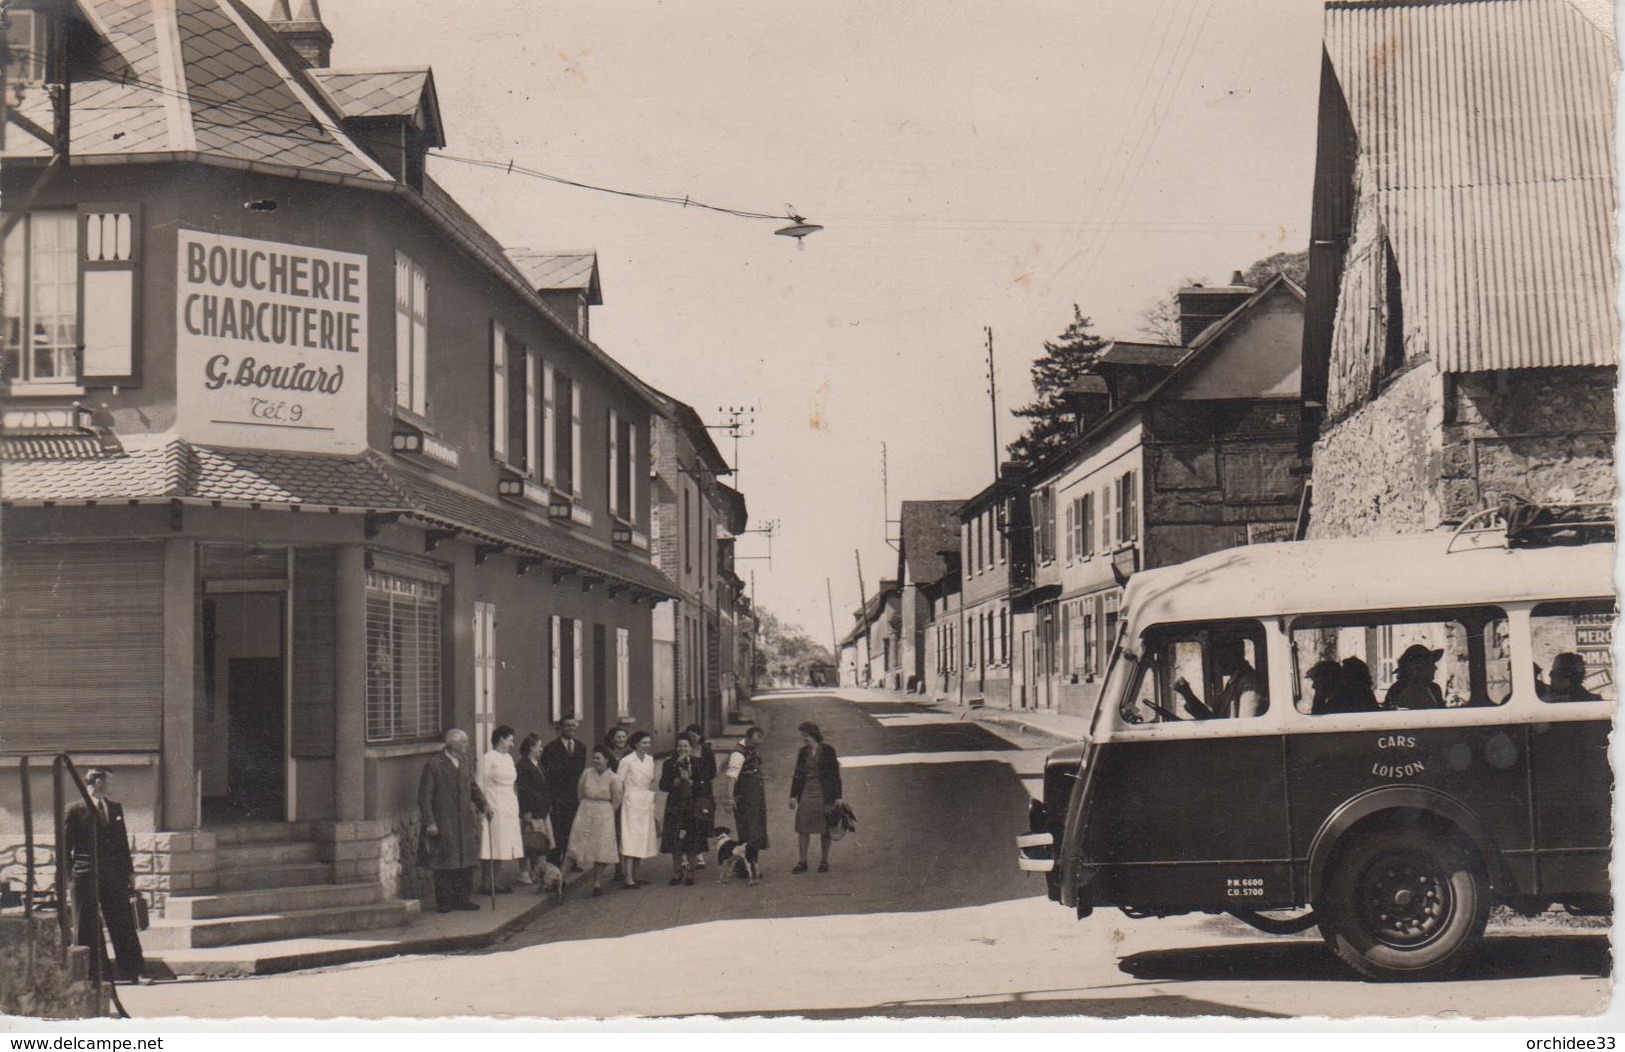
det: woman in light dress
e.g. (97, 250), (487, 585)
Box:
(617, 730), (660, 888)
(567, 745), (624, 896)
(477, 725), (524, 894)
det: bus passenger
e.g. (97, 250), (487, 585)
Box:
(1306, 660), (1344, 714)
(1174, 636), (1264, 719)
(1385, 645), (1446, 709)
(1334, 657), (1380, 713)
(1546, 653), (1603, 702)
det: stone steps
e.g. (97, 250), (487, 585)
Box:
(143, 899), (419, 950)
(215, 840), (321, 869)
(160, 882), (385, 921)
(210, 822), (313, 846)
(215, 861), (335, 891)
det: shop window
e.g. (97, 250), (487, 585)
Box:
(394, 252), (428, 415)
(1530, 600), (1615, 703)
(365, 570), (443, 743)
(1122, 622), (1267, 725)
(1290, 606), (1511, 715)
(5, 208), (139, 387)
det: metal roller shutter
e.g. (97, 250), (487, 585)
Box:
(1, 541), (165, 751)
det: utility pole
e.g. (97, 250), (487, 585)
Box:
(825, 577), (839, 665)
(986, 326), (1000, 479)
(882, 442), (899, 550)
(710, 405), (755, 487)
(854, 549), (867, 686)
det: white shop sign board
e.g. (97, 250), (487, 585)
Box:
(176, 229), (368, 453)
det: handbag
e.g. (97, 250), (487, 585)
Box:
(130, 890), (149, 931)
(521, 815), (554, 852)
(695, 795), (716, 822)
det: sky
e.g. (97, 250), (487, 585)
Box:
(308, 0), (1327, 645)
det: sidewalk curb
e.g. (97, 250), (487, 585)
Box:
(969, 711), (1078, 748)
(148, 870), (591, 980)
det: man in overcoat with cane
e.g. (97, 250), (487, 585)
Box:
(418, 729), (492, 912)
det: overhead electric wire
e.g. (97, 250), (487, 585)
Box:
(7, 48), (806, 226)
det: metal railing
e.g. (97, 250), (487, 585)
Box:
(10, 755), (128, 1018)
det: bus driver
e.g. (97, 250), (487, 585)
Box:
(1173, 635), (1265, 720)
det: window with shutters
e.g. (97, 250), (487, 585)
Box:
(551, 616), (579, 721)
(1080, 493), (1094, 558)
(1064, 500), (1075, 562)
(542, 361), (557, 485)
(491, 324), (533, 472)
(4, 10), (47, 83)
(608, 410), (635, 519)
(4, 208), (139, 388)
(394, 253), (428, 416)
(1117, 471), (1140, 543)
(365, 570), (443, 743)
(1083, 605), (1097, 676)
(553, 372), (576, 494)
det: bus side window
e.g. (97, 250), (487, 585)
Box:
(1291, 606), (1510, 712)
(1120, 624), (1268, 724)
(1530, 600), (1615, 703)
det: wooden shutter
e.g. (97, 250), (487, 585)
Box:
(80, 205), (140, 383)
(491, 322), (507, 461)
(550, 615), (562, 722)
(1, 542), (164, 750)
(608, 409), (620, 517)
(542, 362), (557, 485)
(572, 618), (584, 719)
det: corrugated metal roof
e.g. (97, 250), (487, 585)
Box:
(1325, 0), (1618, 372)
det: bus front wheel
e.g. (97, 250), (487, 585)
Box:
(1319, 828), (1489, 982)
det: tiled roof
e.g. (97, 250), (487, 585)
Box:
(310, 68), (445, 147)
(1094, 342), (1190, 368)
(506, 250), (603, 303)
(1064, 375), (1110, 396)
(899, 501), (963, 586)
(1324, 0), (1618, 371)
(1, 435), (676, 596)
(5, 0), (387, 183)
(312, 69), (428, 119)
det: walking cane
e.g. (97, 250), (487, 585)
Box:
(484, 813), (497, 912)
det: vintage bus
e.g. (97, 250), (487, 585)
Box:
(1017, 522), (1613, 981)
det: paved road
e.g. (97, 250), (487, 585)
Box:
(121, 690), (1611, 1021)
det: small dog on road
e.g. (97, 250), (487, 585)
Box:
(708, 827), (759, 885)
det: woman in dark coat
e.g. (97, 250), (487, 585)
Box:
(723, 726), (769, 884)
(659, 736), (701, 885)
(683, 724), (717, 867)
(515, 733), (552, 886)
(789, 721), (843, 873)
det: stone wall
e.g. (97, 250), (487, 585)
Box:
(1443, 368), (1617, 520)
(0, 916), (107, 1019)
(132, 831), (218, 919)
(1307, 362), (1441, 538)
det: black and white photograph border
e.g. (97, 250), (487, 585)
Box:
(0, 0), (1619, 1030)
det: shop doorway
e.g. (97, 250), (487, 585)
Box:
(200, 592), (287, 823)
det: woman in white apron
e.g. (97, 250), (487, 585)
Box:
(617, 730), (660, 888)
(478, 725), (524, 893)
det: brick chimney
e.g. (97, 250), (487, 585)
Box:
(1175, 270), (1254, 345)
(267, 0), (333, 69)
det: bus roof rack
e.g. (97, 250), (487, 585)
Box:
(1447, 495), (1615, 553)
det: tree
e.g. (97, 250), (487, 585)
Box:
(1133, 249), (1309, 344)
(1007, 305), (1109, 464)
(751, 607), (836, 687)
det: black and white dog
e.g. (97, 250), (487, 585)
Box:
(707, 827), (759, 885)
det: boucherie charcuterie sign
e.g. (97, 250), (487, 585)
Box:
(177, 230), (368, 453)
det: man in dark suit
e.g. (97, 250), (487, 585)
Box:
(538, 717), (586, 867)
(418, 728), (491, 912)
(64, 768), (144, 982)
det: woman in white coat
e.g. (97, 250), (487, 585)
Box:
(617, 730), (660, 888)
(478, 725), (525, 893)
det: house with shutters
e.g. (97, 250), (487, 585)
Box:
(1015, 273), (1307, 715)
(894, 499), (963, 695)
(1301, 0), (1617, 538)
(0, 0), (679, 966)
(646, 393), (750, 737)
